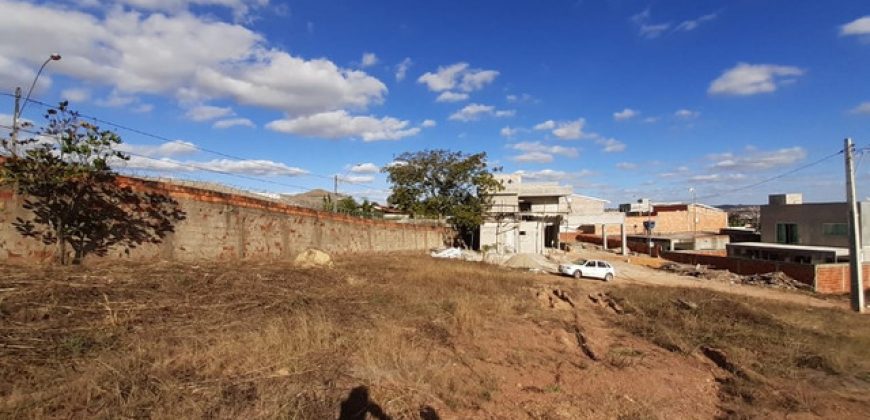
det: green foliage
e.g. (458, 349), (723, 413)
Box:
(336, 196), (359, 213)
(1, 101), (186, 264)
(382, 149), (501, 230)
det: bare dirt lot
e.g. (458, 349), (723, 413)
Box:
(1, 252), (869, 419)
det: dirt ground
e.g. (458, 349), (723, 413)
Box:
(1, 251), (868, 419)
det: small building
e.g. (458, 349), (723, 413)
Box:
(619, 199), (728, 236)
(727, 193), (870, 263)
(479, 174), (571, 253)
(562, 194), (625, 235)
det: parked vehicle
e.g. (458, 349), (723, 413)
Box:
(558, 259), (615, 282)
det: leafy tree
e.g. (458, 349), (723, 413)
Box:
(382, 149), (501, 233)
(1, 102), (186, 265)
(336, 196), (359, 213)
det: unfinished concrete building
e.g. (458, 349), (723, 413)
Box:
(478, 174), (571, 253)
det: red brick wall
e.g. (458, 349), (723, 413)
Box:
(815, 264), (870, 294)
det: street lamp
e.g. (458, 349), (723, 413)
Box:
(10, 53), (62, 153)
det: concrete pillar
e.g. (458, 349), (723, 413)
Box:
(621, 224), (628, 256)
(602, 224), (608, 250)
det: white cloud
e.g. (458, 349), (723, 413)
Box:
(360, 52), (378, 68)
(186, 105), (234, 122)
(132, 103), (154, 113)
(509, 141), (579, 164)
(95, 90), (138, 107)
(500, 126), (518, 138)
(849, 102), (870, 115)
(708, 63), (804, 96)
(349, 162), (379, 174)
(338, 174), (374, 184)
(61, 87), (91, 103)
(613, 108), (639, 121)
(395, 57), (412, 81)
(115, 0), (268, 22)
(421, 119), (437, 127)
(616, 162), (637, 170)
(213, 117), (254, 129)
(266, 110), (421, 141)
(674, 109), (700, 119)
(117, 140), (199, 158)
(707, 146), (807, 172)
(689, 173), (747, 184)
(436, 91), (469, 102)
(534, 118), (586, 140)
(631, 8), (670, 38)
(675, 13), (718, 32)
(534, 120), (555, 130)
(448, 103), (514, 122)
(596, 138), (626, 153)
(417, 62), (499, 93)
(121, 156), (309, 177)
(841, 16), (870, 37)
(515, 169), (593, 182)
(0, 1), (387, 117)
(643, 116), (659, 123)
(506, 93), (535, 104)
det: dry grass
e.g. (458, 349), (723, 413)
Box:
(608, 286), (870, 417)
(2, 254), (870, 419)
(0, 254), (539, 418)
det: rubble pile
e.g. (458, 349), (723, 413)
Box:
(660, 262), (811, 290)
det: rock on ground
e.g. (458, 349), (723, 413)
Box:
(294, 249), (333, 268)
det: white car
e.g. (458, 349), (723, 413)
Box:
(559, 259), (615, 282)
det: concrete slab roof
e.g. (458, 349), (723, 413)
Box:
(728, 242), (849, 256)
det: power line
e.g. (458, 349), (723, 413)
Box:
(0, 92), (382, 190)
(693, 148), (845, 201)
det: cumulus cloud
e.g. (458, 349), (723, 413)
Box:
(213, 117), (254, 129)
(613, 108), (639, 121)
(417, 62), (499, 93)
(674, 109), (700, 119)
(435, 91), (469, 102)
(117, 140), (199, 158)
(534, 118), (586, 140)
(841, 16), (870, 37)
(266, 110), (421, 141)
(121, 156), (309, 177)
(348, 162), (380, 174)
(338, 174), (374, 184)
(708, 63), (804, 96)
(0, 0), (387, 117)
(707, 146), (807, 172)
(500, 126), (518, 138)
(421, 119), (437, 127)
(448, 103), (514, 122)
(506, 93), (535, 104)
(395, 57), (412, 81)
(186, 105), (234, 121)
(114, 0), (269, 22)
(514, 169), (593, 182)
(849, 102), (870, 115)
(596, 138), (626, 153)
(360, 52), (378, 68)
(509, 141), (579, 163)
(616, 162), (637, 170)
(61, 87), (91, 103)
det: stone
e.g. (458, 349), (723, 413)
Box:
(293, 248), (333, 268)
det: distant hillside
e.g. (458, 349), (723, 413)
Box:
(280, 189), (348, 210)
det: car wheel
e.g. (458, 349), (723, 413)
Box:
(574, 270), (582, 280)
(604, 273), (613, 282)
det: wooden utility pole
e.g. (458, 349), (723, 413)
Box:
(844, 137), (865, 313)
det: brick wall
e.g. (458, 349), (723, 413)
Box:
(1, 176), (446, 264)
(623, 205), (727, 235)
(815, 264), (870, 294)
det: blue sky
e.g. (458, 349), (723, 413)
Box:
(1, 0), (869, 206)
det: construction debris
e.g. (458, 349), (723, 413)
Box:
(430, 247), (482, 261)
(660, 262), (811, 290)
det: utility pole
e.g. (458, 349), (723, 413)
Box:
(333, 175), (339, 212)
(10, 87), (21, 154)
(844, 137), (865, 313)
